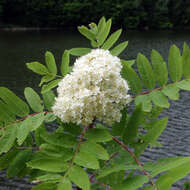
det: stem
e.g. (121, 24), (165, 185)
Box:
(1, 111), (51, 130)
(62, 125), (88, 181)
(132, 78), (190, 99)
(132, 87), (162, 99)
(91, 178), (113, 190)
(112, 136), (157, 190)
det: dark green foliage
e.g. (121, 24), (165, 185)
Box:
(1, 0), (190, 29)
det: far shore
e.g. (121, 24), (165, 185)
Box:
(1, 25), (190, 32)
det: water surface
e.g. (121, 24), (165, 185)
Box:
(0, 29), (190, 189)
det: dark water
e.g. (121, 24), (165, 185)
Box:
(0, 30), (190, 189)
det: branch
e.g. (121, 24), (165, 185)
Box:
(112, 136), (157, 190)
(62, 125), (88, 180)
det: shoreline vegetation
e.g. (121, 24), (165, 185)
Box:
(1, 25), (190, 32)
(1, 0), (190, 30)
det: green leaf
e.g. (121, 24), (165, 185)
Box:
(24, 87), (44, 112)
(32, 182), (56, 190)
(135, 94), (152, 112)
(149, 90), (170, 108)
(68, 165), (90, 190)
(57, 179), (72, 190)
(61, 50), (70, 76)
(89, 22), (98, 35)
(97, 164), (140, 179)
(0, 148), (19, 170)
(62, 123), (82, 136)
(156, 162), (190, 190)
(151, 49), (168, 86)
(0, 100), (15, 124)
(40, 130), (77, 148)
(27, 158), (68, 172)
(40, 144), (73, 161)
(78, 25), (95, 41)
(26, 62), (49, 75)
(177, 80), (190, 91)
(137, 53), (155, 90)
(97, 17), (106, 36)
(97, 19), (112, 46)
(102, 29), (122, 50)
(36, 174), (62, 183)
(42, 90), (55, 111)
(110, 41), (128, 56)
(41, 79), (61, 94)
(123, 104), (143, 144)
(85, 128), (112, 142)
(74, 151), (99, 169)
(134, 117), (168, 157)
(17, 113), (44, 145)
(182, 42), (190, 79)
(162, 84), (180, 100)
(69, 48), (91, 56)
(80, 141), (109, 160)
(117, 175), (148, 190)
(45, 51), (57, 75)
(0, 87), (29, 117)
(145, 156), (190, 177)
(39, 74), (55, 87)
(121, 64), (142, 94)
(44, 113), (56, 123)
(7, 150), (32, 177)
(112, 108), (127, 136)
(121, 59), (135, 67)
(36, 173), (63, 182)
(168, 45), (182, 82)
(0, 124), (17, 154)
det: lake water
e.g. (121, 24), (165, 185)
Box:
(0, 29), (190, 189)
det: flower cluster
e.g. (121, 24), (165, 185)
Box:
(52, 49), (131, 126)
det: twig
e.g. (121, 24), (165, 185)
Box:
(112, 136), (157, 190)
(132, 87), (162, 99)
(91, 178), (113, 190)
(1, 111), (51, 131)
(15, 146), (39, 151)
(62, 125), (88, 180)
(106, 152), (119, 164)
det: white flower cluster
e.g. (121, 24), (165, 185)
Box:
(52, 49), (131, 126)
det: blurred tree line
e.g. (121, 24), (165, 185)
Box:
(0, 0), (190, 29)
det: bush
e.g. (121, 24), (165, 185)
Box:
(1, 17), (190, 190)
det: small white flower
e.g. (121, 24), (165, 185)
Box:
(52, 49), (131, 126)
